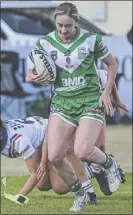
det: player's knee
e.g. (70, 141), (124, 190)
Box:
(52, 184), (69, 195)
(74, 139), (94, 161)
(67, 144), (74, 156)
(48, 154), (63, 169)
(37, 183), (52, 191)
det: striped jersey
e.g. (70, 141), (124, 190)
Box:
(1, 117), (48, 159)
(36, 28), (110, 97)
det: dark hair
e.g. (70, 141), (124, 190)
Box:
(54, 2), (79, 22)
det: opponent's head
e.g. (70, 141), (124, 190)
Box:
(54, 2), (79, 40)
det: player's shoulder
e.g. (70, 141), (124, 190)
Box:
(79, 28), (100, 45)
(36, 30), (56, 49)
(38, 30), (56, 42)
(80, 28), (98, 37)
(10, 133), (23, 143)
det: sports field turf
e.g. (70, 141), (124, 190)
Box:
(1, 173), (132, 214)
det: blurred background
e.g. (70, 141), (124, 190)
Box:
(1, 1), (132, 175)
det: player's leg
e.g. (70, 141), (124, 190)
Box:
(36, 168), (52, 191)
(47, 115), (79, 185)
(47, 114), (89, 212)
(86, 121), (111, 195)
(36, 161), (69, 194)
(67, 143), (97, 204)
(95, 120), (106, 152)
(85, 123), (105, 179)
(74, 117), (121, 195)
(90, 120), (112, 195)
(49, 162), (69, 194)
(87, 120), (125, 195)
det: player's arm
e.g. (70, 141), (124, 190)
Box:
(95, 34), (118, 116)
(111, 83), (129, 113)
(14, 135), (44, 198)
(19, 149), (41, 197)
(3, 138), (43, 204)
(98, 69), (129, 113)
(19, 133), (49, 196)
(37, 135), (48, 180)
(25, 39), (49, 84)
(3, 131), (49, 204)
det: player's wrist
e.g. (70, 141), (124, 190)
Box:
(41, 160), (47, 164)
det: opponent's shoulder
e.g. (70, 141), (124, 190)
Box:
(27, 116), (48, 128)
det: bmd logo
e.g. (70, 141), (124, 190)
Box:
(61, 77), (85, 87)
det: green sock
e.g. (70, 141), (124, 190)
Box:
(102, 155), (113, 169)
(69, 179), (84, 196)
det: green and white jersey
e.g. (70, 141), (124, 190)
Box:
(36, 28), (110, 97)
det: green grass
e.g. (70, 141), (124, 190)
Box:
(1, 174), (132, 214)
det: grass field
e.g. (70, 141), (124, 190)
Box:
(1, 173), (132, 214)
(1, 125), (132, 214)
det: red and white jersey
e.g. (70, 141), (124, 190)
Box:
(1, 116), (48, 159)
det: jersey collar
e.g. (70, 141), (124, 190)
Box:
(55, 27), (80, 44)
(1, 127), (8, 152)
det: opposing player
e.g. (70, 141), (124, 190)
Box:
(0, 116), (97, 204)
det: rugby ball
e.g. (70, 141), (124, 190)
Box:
(27, 48), (56, 83)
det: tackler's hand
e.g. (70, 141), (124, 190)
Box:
(37, 161), (47, 181)
(99, 91), (114, 117)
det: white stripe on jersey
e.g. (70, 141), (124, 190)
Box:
(97, 69), (107, 89)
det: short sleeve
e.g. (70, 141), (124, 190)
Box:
(36, 37), (47, 51)
(94, 34), (111, 59)
(97, 69), (108, 89)
(14, 137), (35, 160)
(36, 38), (44, 50)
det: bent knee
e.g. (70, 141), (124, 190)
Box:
(74, 141), (94, 160)
(37, 183), (52, 191)
(48, 155), (64, 168)
(52, 184), (69, 195)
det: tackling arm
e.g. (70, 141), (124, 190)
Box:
(19, 149), (41, 197)
(18, 136), (48, 198)
(37, 135), (48, 180)
(111, 82), (129, 113)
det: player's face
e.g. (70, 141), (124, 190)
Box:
(56, 14), (77, 41)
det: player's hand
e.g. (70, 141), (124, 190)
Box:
(114, 102), (129, 115)
(37, 161), (47, 181)
(25, 69), (50, 85)
(110, 94), (130, 113)
(99, 91), (114, 116)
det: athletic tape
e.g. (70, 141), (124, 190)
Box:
(2, 177), (29, 205)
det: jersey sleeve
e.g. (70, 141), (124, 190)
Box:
(14, 136), (35, 160)
(36, 37), (48, 51)
(97, 69), (107, 89)
(94, 34), (111, 59)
